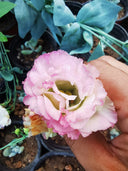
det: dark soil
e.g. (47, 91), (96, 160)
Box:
(9, 31), (58, 72)
(90, 36), (123, 59)
(104, 45), (122, 59)
(117, 3), (125, 20)
(16, 39), (43, 71)
(35, 155), (85, 171)
(13, 85), (26, 118)
(0, 124), (38, 169)
(51, 134), (68, 146)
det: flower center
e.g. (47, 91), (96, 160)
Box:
(55, 80), (80, 107)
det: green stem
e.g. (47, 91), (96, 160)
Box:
(0, 136), (27, 150)
(80, 24), (128, 62)
(80, 24), (125, 47)
(0, 42), (18, 109)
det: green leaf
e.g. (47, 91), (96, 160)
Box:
(45, 5), (53, 14)
(69, 43), (91, 55)
(25, 39), (38, 49)
(41, 9), (61, 45)
(0, 1), (15, 18)
(0, 70), (14, 81)
(31, 13), (47, 40)
(12, 67), (23, 74)
(60, 22), (91, 54)
(31, 0), (45, 11)
(35, 45), (42, 53)
(53, 0), (75, 26)
(0, 32), (8, 42)
(14, 0), (37, 38)
(83, 31), (93, 47)
(21, 50), (33, 55)
(3, 147), (12, 157)
(87, 44), (104, 62)
(77, 0), (121, 33)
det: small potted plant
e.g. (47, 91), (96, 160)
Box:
(0, 121), (42, 171)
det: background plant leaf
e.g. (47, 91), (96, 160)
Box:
(12, 67), (23, 74)
(60, 23), (91, 54)
(0, 70), (14, 81)
(87, 44), (104, 62)
(53, 0), (75, 26)
(0, 32), (8, 42)
(77, 0), (121, 33)
(0, 1), (15, 18)
(31, 0), (45, 11)
(31, 13), (47, 40)
(83, 31), (93, 47)
(41, 9), (61, 45)
(14, 0), (37, 38)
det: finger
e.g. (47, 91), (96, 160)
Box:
(99, 56), (128, 75)
(65, 133), (127, 171)
(90, 57), (128, 133)
(111, 133), (128, 151)
(110, 133), (128, 168)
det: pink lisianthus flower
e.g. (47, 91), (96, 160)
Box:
(23, 50), (117, 140)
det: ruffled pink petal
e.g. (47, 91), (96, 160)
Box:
(66, 95), (96, 123)
(36, 96), (50, 119)
(66, 130), (80, 140)
(46, 118), (73, 135)
(23, 96), (39, 114)
(52, 83), (77, 101)
(80, 97), (117, 134)
(93, 79), (107, 106)
(23, 77), (34, 96)
(43, 95), (61, 121)
(86, 63), (99, 78)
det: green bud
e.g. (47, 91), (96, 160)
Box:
(14, 128), (20, 136)
(23, 128), (29, 135)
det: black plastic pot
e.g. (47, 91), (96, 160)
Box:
(116, 0), (128, 25)
(65, 0), (82, 14)
(66, 0), (90, 4)
(107, 23), (128, 62)
(110, 23), (128, 42)
(39, 134), (72, 153)
(120, 17), (128, 32)
(33, 151), (85, 171)
(0, 121), (43, 171)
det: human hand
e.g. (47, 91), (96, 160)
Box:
(65, 56), (128, 171)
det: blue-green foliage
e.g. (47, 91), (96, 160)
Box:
(53, 0), (76, 26)
(4, 0), (128, 62)
(3, 145), (24, 157)
(14, 0), (44, 39)
(59, 0), (121, 56)
(76, 0), (121, 33)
